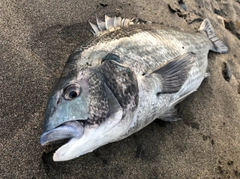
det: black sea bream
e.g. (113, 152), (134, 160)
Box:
(40, 16), (228, 161)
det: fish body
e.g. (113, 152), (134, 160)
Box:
(40, 16), (228, 161)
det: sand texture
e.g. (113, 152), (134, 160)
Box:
(1, 0), (240, 178)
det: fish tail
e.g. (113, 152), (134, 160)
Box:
(199, 19), (228, 53)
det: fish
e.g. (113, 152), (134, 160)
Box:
(40, 15), (228, 161)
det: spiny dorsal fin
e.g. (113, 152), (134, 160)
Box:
(96, 16), (106, 31)
(89, 15), (150, 35)
(89, 21), (100, 34)
(105, 15), (115, 29)
(114, 17), (121, 27)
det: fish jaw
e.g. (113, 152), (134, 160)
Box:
(40, 121), (84, 146)
(53, 109), (126, 161)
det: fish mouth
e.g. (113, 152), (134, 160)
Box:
(40, 120), (85, 146)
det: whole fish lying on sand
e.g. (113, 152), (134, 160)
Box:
(40, 15), (228, 161)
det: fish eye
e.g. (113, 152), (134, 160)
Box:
(63, 84), (81, 100)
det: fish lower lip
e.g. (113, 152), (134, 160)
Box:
(40, 120), (84, 146)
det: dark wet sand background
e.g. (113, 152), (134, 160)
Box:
(1, 0), (240, 178)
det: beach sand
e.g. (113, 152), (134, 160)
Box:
(1, 0), (240, 178)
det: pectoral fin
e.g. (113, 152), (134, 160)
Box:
(146, 52), (196, 94)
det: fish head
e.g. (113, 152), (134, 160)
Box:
(40, 52), (138, 161)
(42, 75), (89, 133)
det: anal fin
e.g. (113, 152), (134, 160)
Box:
(205, 72), (210, 78)
(170, 90), (196, 107)
(158, 90), (197, 122)
(159, 107), (181, 122)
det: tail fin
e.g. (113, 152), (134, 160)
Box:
(199, 19), (228, 53)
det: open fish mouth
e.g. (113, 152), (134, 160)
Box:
(40, 121), (85, 146)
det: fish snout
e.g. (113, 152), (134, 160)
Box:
(40, 121), (84, 146)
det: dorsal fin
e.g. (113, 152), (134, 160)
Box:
(105, 15), (115, 29)
(89, 15), (151, 35)
(114, 17), (122, 27)
(96, 16), (106, 31)
(89, 21), (100, 34)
